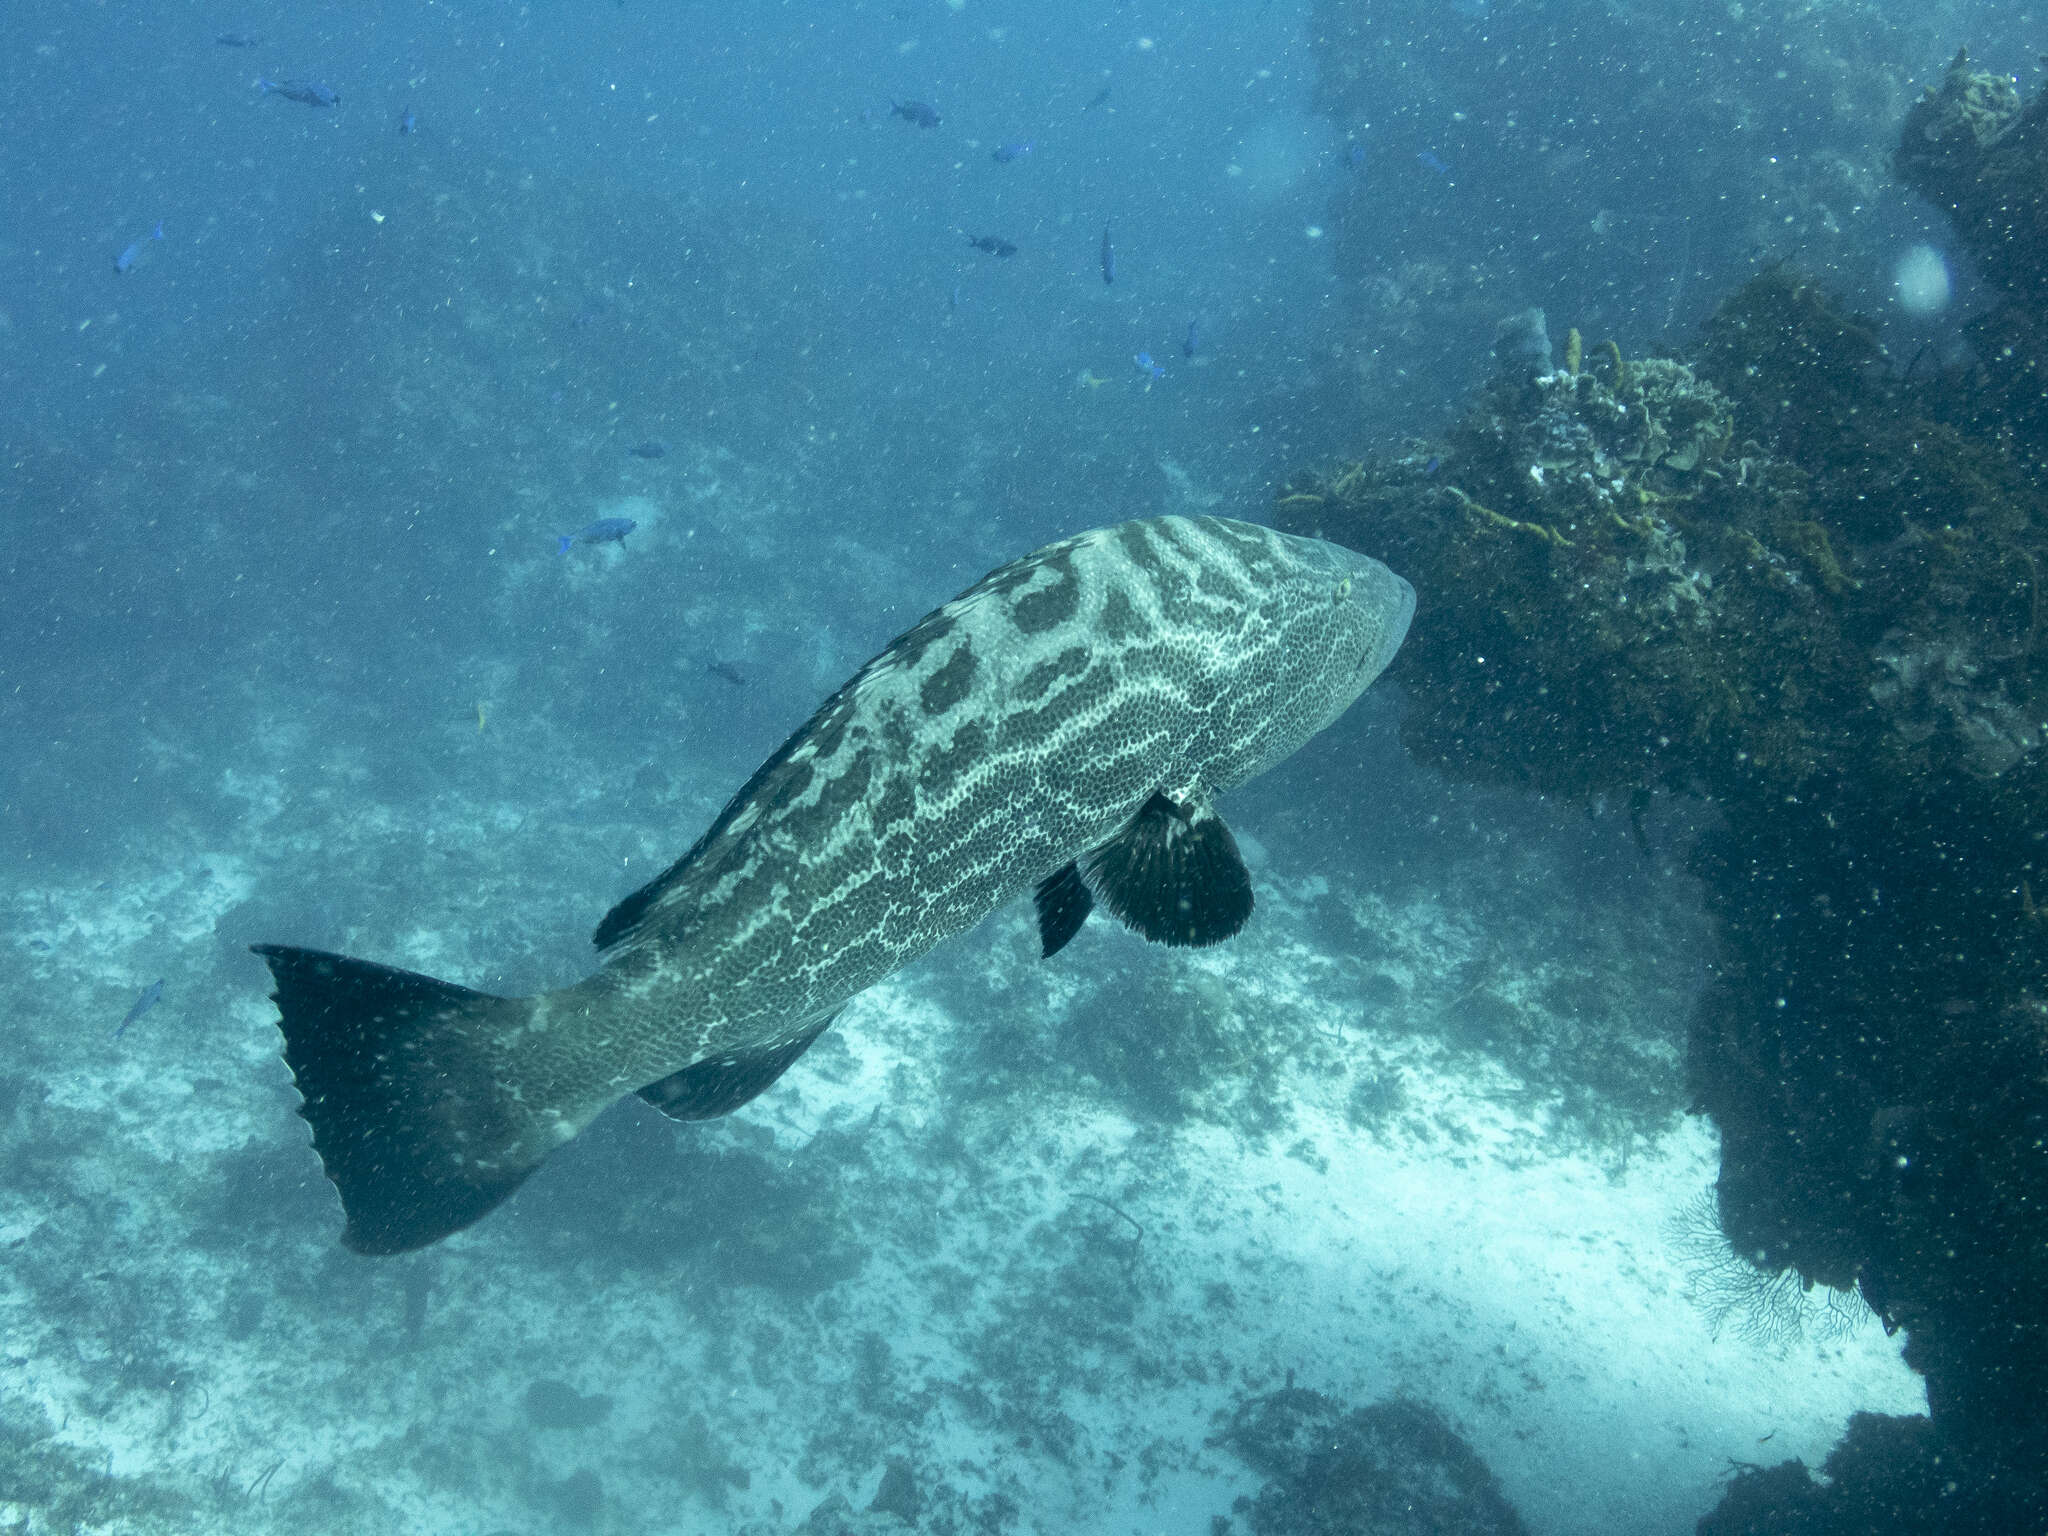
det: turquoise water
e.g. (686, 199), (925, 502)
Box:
(2, 0), (2022, 1529)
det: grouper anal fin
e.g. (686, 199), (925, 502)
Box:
(635, 1011), (839, 1121)
(252, 944), (544, 1255)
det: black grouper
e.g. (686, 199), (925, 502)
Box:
(255, 515), (1414, 1253)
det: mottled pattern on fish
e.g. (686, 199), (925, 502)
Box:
(519, 515), (1410, 1119)
(256, 514), (1411, 1252)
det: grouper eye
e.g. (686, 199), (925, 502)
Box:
(1335, 576), (1353, 599)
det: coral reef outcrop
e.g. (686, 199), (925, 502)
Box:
(1278, 87), (2048, 1518)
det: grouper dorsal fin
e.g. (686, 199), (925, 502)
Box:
(593, 851), (690, 952)
(1077, 790), (1254, 948)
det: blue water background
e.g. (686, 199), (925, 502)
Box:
(2, 0), (2035, 883)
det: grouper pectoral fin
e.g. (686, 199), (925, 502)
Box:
(1079, 790), (1254, 948)
(1034, 861), (1095, 958)
(252, 943), (549, 1256)
(635, 1011), (839, 1121)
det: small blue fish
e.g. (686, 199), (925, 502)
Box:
(1182, 318), (1201, 359)
(1100, 223), (1115, 286)
(627, 441), (668, 459)
(1424, 455), (1441, 476)
(115, 979), (164, 1039)
(556, 517), (637, 554)
(258, 78), (340, 108)
(991, 141), (1034, 163)
(891, 100), (941, 128)
(1345, 143), (1367, 171)
(1417, 150), (1451, 176)
(1134, 351), (1165, 381)
(399, 106), (417, 134)
(114, 221), (164, 275)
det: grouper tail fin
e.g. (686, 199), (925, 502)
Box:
(252, 944), (547, 1255)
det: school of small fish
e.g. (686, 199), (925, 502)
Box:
(108, 28), (1461, 552)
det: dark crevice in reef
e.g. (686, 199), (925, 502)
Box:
(1216, 1385), (1528, 1536)
(1280, 47), (2048, 1536)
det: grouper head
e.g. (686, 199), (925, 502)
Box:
(1266, 530), (1416, 749)
(1131, 518), (1414, 797)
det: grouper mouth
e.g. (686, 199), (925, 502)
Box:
(1364, 574), (1417, 681)
(254, 514), (1415, 1254)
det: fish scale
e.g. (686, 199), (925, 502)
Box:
(254, 514), (1413, 1253)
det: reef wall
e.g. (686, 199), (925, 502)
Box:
(1893, 48), (2048, 461)
(1280, 53), (2048, 1533)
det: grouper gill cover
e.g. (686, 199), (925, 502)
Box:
(254, 514), (1414, 1253)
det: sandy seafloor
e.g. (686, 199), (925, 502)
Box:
(0, 475), (1923, 1536)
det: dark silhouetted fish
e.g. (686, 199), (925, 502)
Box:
(258, 78), (340, 107)
(1100, 223), (1115, 285)
(1084, 85), (1112, 110)
(115, 979), (164, 1038)
(991, 141), (1034, 163)
(1182, 318), (1201, 358)
(628, 441), (668, 459)
(252, 515), (1413, 1253)
(705, 660), (750, 687)
(890, 100), (940, 128)
(555, 517), (637, 553)
(966, 235), (1017, 258)
(115, 222), (163, 275)
(399, 106), (417, 134)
